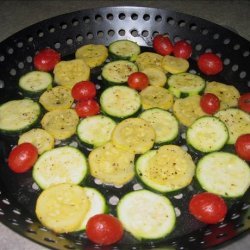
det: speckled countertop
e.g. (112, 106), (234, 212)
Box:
(0, 1), (249, 249)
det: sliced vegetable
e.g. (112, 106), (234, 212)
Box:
(100, 86), (141, 119)
(35, 183), (90, 233)
(101, 60), (138, 84)
(197, 53), (223, 75)
(139, 108), (179, 144)
(128, 72), (149, 91)
(162, 55), (189, 74)
(41, 109), (79, 140)
(140, 86), (174, 110)
(204, 81), (240, 110)
(235, 134), (250, 161)
(142, 66), (167, 87)
(39, 86), (74, 111)
(215, 108), (250, 144)
(88, 142), (135, 185)
(18, 128), (54, 155)
(173, 95), (207, 127)
(0, 99), (41, 135)
(135, 52), (163, 71)
(86, 214), (123, 245)
(19, 71), (52, 96)
(75, 99), (100, 118)
(200, 93), (220, 114)
(196, 152), (250, 198)
(187, 116), (228, 153)
(167, 73), (205, 98)
(8, 143), (38, 173)
(34, 48), (61, 72)
(112, 118), (155, 154)
(77, 115), (116, 147)
(75, 44), (108, 68)
(109, 40), (140, 61)
(153, 34), (173, 56)
(189, 192), (227, 224)
(33, 146), (88, 189)
(71, 81), (96, 101)
(53, 59), (90, 89)
(117, 190), (176, 240)
(136, 145), (195, 193)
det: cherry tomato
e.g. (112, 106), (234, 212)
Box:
(71, 81), (97, 101)
(34, 48), (61, 71)
(238, 93), (250, 113)
(197, 53), (223, 75)
(235, 134), (250, 161)
(128, 72), (149, 91)
(8, 143), (38, 173)
(200, 93), (220, 114)
(153, 34), (173, 56)
(173, 40), (192, 59)
(75, 99), (100, 118)
(189, 192), (227, 224)
(86, 214), (124, 245)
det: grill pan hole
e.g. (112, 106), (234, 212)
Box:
(26, 56), (32, 63)
(25, 218), (34, 224)
(17, 41), (23, 48)
(10, 69), (17, 76)
(54, 42), (61, 49)
(60, 23), (68, 29)
(87, 32), (94, 39)
(64, 244), (76, 249)
(178, 20), (186, 27)
(174, 36), (181, 42)
(83, 16), (90, 23)
(190, 23), (198, 31)
(223, 58), (230, 65)
(232, 64), (239, 72)
(119, 13), (126, 20)
(76, 35), (83, 42)
(106, 13), (113, 20)
(131, 13), (138, 20)
(95, 14), (103, 22)
(108, 30), (115, 37)
(66, 38), (73, 45)
(37, 30), (44, 37)
(205, 48), (212, 53)
(167, 17), (175, 25)
(119, 29), (125, 36)
(0, 55), (5, 62)
(12, 209), (21, 215)
(0, 80), (4, 88)
(18, 62), (24, 69)
(97, 31), (104, 38)
(44, 237), (56, 243)
(48, 26), (55, 33)
(239, 71), (246, 79)
(201, 28), (209, 35)
(216, 232), (228, 239)
(26, 228), (37, 234)
(27, 36), (33, 42)
(131, 29), (138, 37)
(7, 48), (14, 54)
(0, 208), (5, 215)
(72, 19), (79, 26)
(223, 38), (231, 44)
(143, 14), (150, 21)
(243, 50), (250, 57)
(142, 30), (149, 37)
(233, 44), (240, 50)
(213, 33), (220, 39)
(155, 15), (162, 22)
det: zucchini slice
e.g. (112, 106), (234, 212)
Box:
(140, 86), (174, 110)
(35, 183), (90, 233)
(41, 109), (79, 140)
(168, 73), (205, 98)
(18, 128), (54, 155)
(39, 86), (74, 111)
(101, 60), (138, 84)
(215, 108), (250, 144)
(75, 44), (108, 68)
(162, 55), (189, 74)
(109, 40), (141, 61)
(196, 152), (250, 198)
(173, 95), (207, 127)
(100, 86), (141, 119)
(142, 66), (167, 87)
(54, 59), (90, 89)
(187, 116), (229, 153)
(135, 52), (164, 71)
(77, 115), (116, 147)
(19, 71), (52, 96)
(112, 118), (155, 154)
(33, 146), (88, 189)
(117, 190), (176, 240)
(136, 145), (195, 193)
(78, 187), (108, 230)
(205, 81), (240, 110)
(0, 99), (41, 134)
(139, 108), (179, 144)
(88, 142), (135, 186)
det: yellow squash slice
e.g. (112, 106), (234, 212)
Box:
(162, 55), (189, 74)
(18, 128), (54, 154)
(41, 109), (79, 140)
(75, 44), (108, 68)
(204, 81), (240, 110)
(89, 142), (135, 185)
(142, 67), (167, 87)
(140, 86), (174, 110)
(173, 95), (207, 127)
(39, 86), (74, 111)
(54, 59), (90, 89)
(135, 52), (164, 71)
(112, 118), (155, 154)
(36, 183), (90, 233)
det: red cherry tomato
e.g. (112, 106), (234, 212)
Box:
(153, 34), (173, 56)
(197, 53), (223, 75)
(8, 143), (38, 173)
(71, 81), (97, 101)
(128, 72), (149, 91)
(173, 40), (192, 59)
(189, 192), (227, 224)
(238, 93), (250, 113)
(235, 134), (250, 161)
(34, 48), (61, 71)
(75, 99), (100, 118)
(86, 214), (124, 245)
(200, 93), (220, 114)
